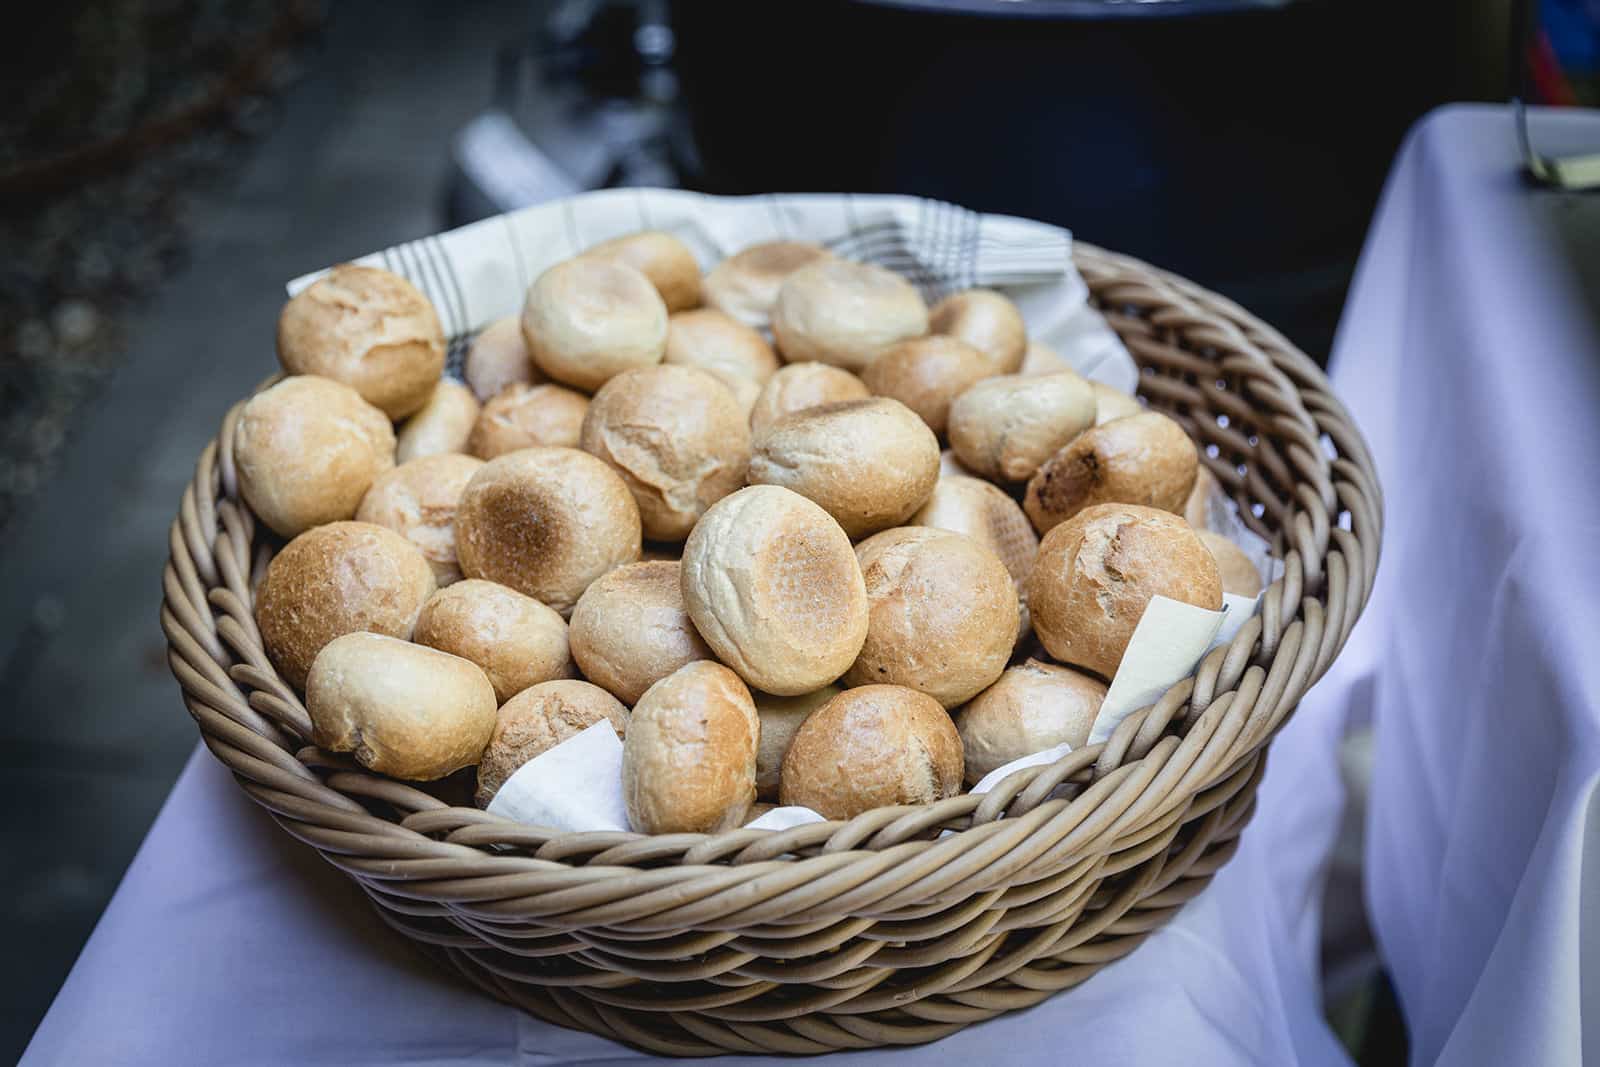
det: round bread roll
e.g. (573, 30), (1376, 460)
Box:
(235, 375), (395, 538)
(947, 372), (1097, 484)
(748, 398), (939, 538)
(702, 240), (831, 327)
(464, 316), (541, 402)
(1091, 381), (1142, 425)
(569, 561), (714, 704)
(474, 679), (629, 807)
(929, 289), (1026, 374)
(910, 475), (1038, 587)
(467, 382), (589, 459)
(681, 485), (868, 695)
(276, 264), (445, 419)
(623, 662), (758, 833)
(779, 685), (963, 818)
(1020, 340), (1070, 376)
(1196, 529), (1263, 597)
(860, 335), (994, 436)
(306, 633), (496, 781)
(584, 230), (701, 313)
(355, 453), (483, 585)
(954, 659), (1106, 784)
(1028, 503), (1222, 678)
(844, 527), (1018, 707)
(414, 579), (573, 703)
(1024, 411), (1200, 534)
(770, 259), (929, 372)
(753, 686), (839, 800)
(454, 448), (641, 615)
(579, 365), (752, 541)
(1185, 464), (1220, 529)
(521, 258), (667, 392)
(748, 361), (869, 435)
(664, 308), (780, 385)
(397, 380), (480, 462)
(712, 371), (761, 420)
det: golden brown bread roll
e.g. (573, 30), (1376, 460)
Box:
(467, 382), (589, 459)
(355, 453), (483, 586)
(1027, 503), (1222, 678)
(947, 372), (1097, 484)
(909, 475), (1039, 587)
(235, 375), (396, 538)
(1196, 529), (1263, 597)
(664, 308), (780, 385)
(1019, 340), (1071, 376)
(521, 258), (667, 391)
(779, 685), (963, 818)
(474, 679), (629, 806)
(753, 686), (839, 800)
(1185, 464), (1220, 529)
(623, 661), (758, 833)
(681, 485), (869, 695)
(859, 335), (994, 437)
(276, 264), (445, 419)
(1024, 411), (1199, 534)
(770, 259), (928, 372)
(397, 380), (480, 462)
(583, 230), (702, 313)
(954, 659), (1106, 784)
(702, 240), (831, 327)
(1091, 381), (1142, 425)
(568, 560), (714, 704)
(929, 289), (1026, 373)
(414, 579), (574, 704)
(747, 361), (870, 434)
(464, 316), (541, 402)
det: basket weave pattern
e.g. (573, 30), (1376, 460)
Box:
(161, 244), (1381, 1056)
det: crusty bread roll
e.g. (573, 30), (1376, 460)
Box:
(584, 230), (701, 313)
(467, 382), (589, 459)
(909, 475), (1038, 587)
(306, 632), (496, 780)
(748, 398), (939, 538)
(1091, 381), (1142, 425)
(235, 375), (396, 538)
(681, 485), (868, 695)
(779, 685), (963, 818)
(859, 335), (994, 436)
(623, 661), (758, 833)
(414, 579), (574, 703)
(355, 453), (482, 585)
(748, 361), (869, 435)
(770, 259), (928, 372)
(255, 521), (437, 689)
(1027, 503), (1222, 678)
(954, 659), (1106, 784)
(664, 308), (780, 385)
(454, 447), (641, 615)
(1019, 340), (1070, 376)
(397, 380), (480, 462)
(753, 686), (839, 800)
(1196, 529), (1263, 597)
(1185, 464), (1220, 529)
(844, 527), (1018, 707)
(947, 372), (1097, 484)
(464, 316), (541, 402)
(702, 240), (831, 327)
(929, 289), (1026, 374)
(569, 560), (714, 704)
(521, 258), (667, 392)
(474, 679), (629, 806)
(579, 365), (752, 541)
(1024, 411), (1199, 534)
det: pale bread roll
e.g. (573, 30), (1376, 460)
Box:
(474, 680), (628, 806)
(355, 453), (483, 586)
(748, 361), (869, 434)
(1020, 340), (1071, 376)
(860, 335), (994, 436)
(947, 372), (1097, 484)
(397, 380), (480, 462)
(569, 561), (714, 704)
(1196, 529), (1263, 597)
(1024, 411), (1199, 534)
(584, 230), (702, 313)
(521, 258), (667, 391)
(1091, 381), (1142, 425)
(702, 241), (831, 327)
(954, 659), (1106, 784)
(414, 579), (574, 703)
(623, 662), (758, 833)
(753, 686), (839, 800)
(929, 289), (1026, 374)
(779, 685), (963, 818)
(464, 316), (541, 402)
(911, 474), (1039, 645)
(467, 382), (589, 458)
(680, 485), (868, 695)
(665, 308), (780, 384)
(713, 371), (762, 420)
(770, 259), (928, 372)
(1185, 464), (1220, 529)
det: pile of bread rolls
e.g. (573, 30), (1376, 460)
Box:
(243, 231), (1265, 835)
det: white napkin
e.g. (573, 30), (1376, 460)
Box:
(744, 806), (827, 831)
(485, 722), (630, 833)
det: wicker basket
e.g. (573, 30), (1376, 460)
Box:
(161, 241), (1381, 1057)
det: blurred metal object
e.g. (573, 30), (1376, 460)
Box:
(1512, 0), (1600, 188)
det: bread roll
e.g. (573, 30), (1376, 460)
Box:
(844, 527), (1018, 707)
(947, 372), (1097, 484)
(681, 485), (868, 695)
(464, 316), (541, 402)
(397, 380), (480, 462)
(770, 259), (928, 372)
(474, 679), (629, 806)
(1185, 464), (1220, 529)
(355, 453), (483, 585)
(414, 579), (573, 703)
(954, 660), (1105, 784)
(454, 448), (641, 615)
(860, 335), (994, 436)
(909, 475), (1038, 587)
(305, 633), (495, 780)
(714, 370), (762, 420)
(569, 561), (714, 704)
(664, 308), (780, 385)
(235, 375), (396, 538)
(579, 365), (752, 541)
(467, 382), (589, 458)
(753, 686), (839, 800)
(1020, 340), (1070, 376)
(623, 662), (758, 833)
(748, 362), (869, 434)
(1091, 381), (1142, 425)
(702, 240), (831, 327)
(584, 230), (701, 313)
(779, 685), (963, 818)
(1196, 529), (1263, 597)
(1024, 411), (1199, 534)
(929, 289), (1026, 374)
(1027, 503), (1222, 678)
(748, 398), (939, 538)
(521, 258), (667, 391)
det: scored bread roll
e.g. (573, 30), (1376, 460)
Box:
(623, 661), (758, 833)
(770, 259), (928, 372)
(467, 382), (589, 458)
(748, 361), (869, 434)
(702, 240), (831, 327)
(355, 453), (483, 585)
(276, 264), (445, 419)
(664, 308), (780, 385)
(1091, 381), (1142, 425)
(464, 316), (541, 402)
(779, 685), (963, 819)
(947, 372), (1097, 484)
(569, 560), (714, 704)
(1027, 503), (1222, 678)
(474, 679), (629, 807)
(397, 380), (480, 462)
(584, 230), (701, 313)
(454, 447), (641, 615)
(1196, 529), (1263, 597)
(748, 397), (939, 539)
(235, 375), (396, 538)
(414, 579), (574, 703)
(521, 258), (667, 391)
(1024, 411), (1199, 534)
(955, 660), (1105, 785)
(860, 335), (994, 437)
(1185, 464), (1220, 529)
(929, 289), (1026, 374)
(1019, 340), (1071, 376)
(753, 686), (839, 801)
(681, 485), (868, 695)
